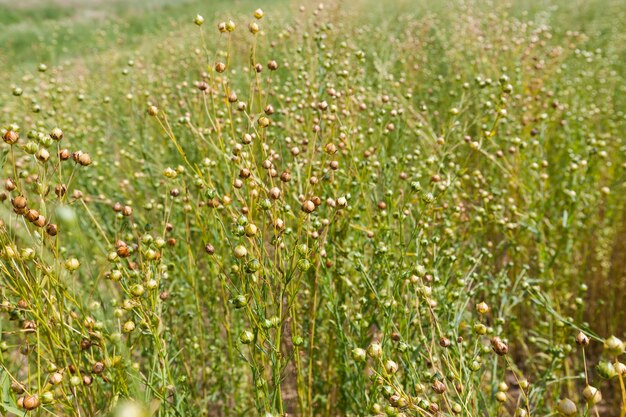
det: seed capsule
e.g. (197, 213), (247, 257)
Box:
(556, 398), (577, 416)
(432, 380), (447, 394)
(3, 130), (19, 145)
(12, 195), (27, 209)
(253, 8), (264, 19)
(50, 128), (63, 141)
(582, 385), (601, 405)
(215, 62), (226, 73)
(269, 187), (281, 199)
(46, 224), (58, 236)
(491, 337), (509, 356)
(301, 200), (315, 213)
(576, 331), (589, 346)
(23, 395), (40, 410)
(367, 342), (382, 358)
(78, 153), (92, 166)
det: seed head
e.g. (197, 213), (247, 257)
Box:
(432, 380), (447, 394)
(476, 301), (490, 314)
(367, 342), (382, 358)
(249, 22), (260, 34)
(253, 8), (264, 19)
(269, 187), (281, 199)
(23, 395), (40, 410)
(491, 337), (509, 356)
(147, 105), (159, 116)
(301, 200), (315, 213)
(3, 130), (19, 145)
(575, 331), (589, 346)
(556, 398), (577, 416)
(194, 14), (204, 26)
(50, 128), (63, 141)
(582, 385), (601, 405)
(234, 245), (247, 259)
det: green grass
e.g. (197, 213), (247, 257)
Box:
(0, 0), (625, 416)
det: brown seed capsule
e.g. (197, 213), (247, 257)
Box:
(147, 105), (159, 116)
(50, 128), (64, 141)
(113, 202), (123, 212)
(329, 160), (339, 170)
(78, 153), (92, 166)
(25, 209), (39, 222)
(255, 63), (263, 73)
(205, 244), (215, 255)
(439, 337), (451, 348)
(170, 188), (180, 197)
(268, 60), (278, 71)
(5, 178), (16, 191)
(92, 362), (105, 374)
(378, 201), (387, 210)
(269, 187), (281, 200)
(55, 184), (67, 197)
(46, 224), (58, 236)
(264, 104), (275, 115)
(391, 332), (401, 342)
(280, 171), (291, 182)
(34, 216), (46, 228)
(491, 337), (509, 356)
(215, 62), (226, 73)
(576, 331), (590, 346)
(117, 245), (130, 258)
(159, 291), (169, 301)
(3, 130), (19, 145)
(228, 91), (238, 103)
(12, 195), (27, 209)
(49, 372), (63, 385)
(23, 395), (40, 410)
(197, 81), (209, 91)
(239, 168), (251, 179)
(311, 196), (322, 206)
(432, 380), (447, 394)
(80, 338), (92, 350)
(59, 149), (70, 160)
(122, 206), (133, 216)
(301, 200), (315, 213)
(82, 375), (93, 386)
(429, 403), (439, 413)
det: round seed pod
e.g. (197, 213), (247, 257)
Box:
(576, 332), (590, 346)
(301, 200), (315, 213)
(491, 337), (509, 356)
(269, 187), (281, 200)
(556, 398), (577, 416)
(268, 60), (278, 71)
(23, 395), (40, 410)
(46, 224), (58, 236)
(25, 209), (40, 222)
(432, 380), (447, 394)
(34, 216), (46, 228)
(78, 153), (92, 166)
(12, 195), (27, 210)
(147, 105), (159, 116)
(3, 130), (19, 145)
(50, 128), (63, 141)
(59, 149), (70, 160)
(215, 62), (226, 73)
(582, 385), (601, 405)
